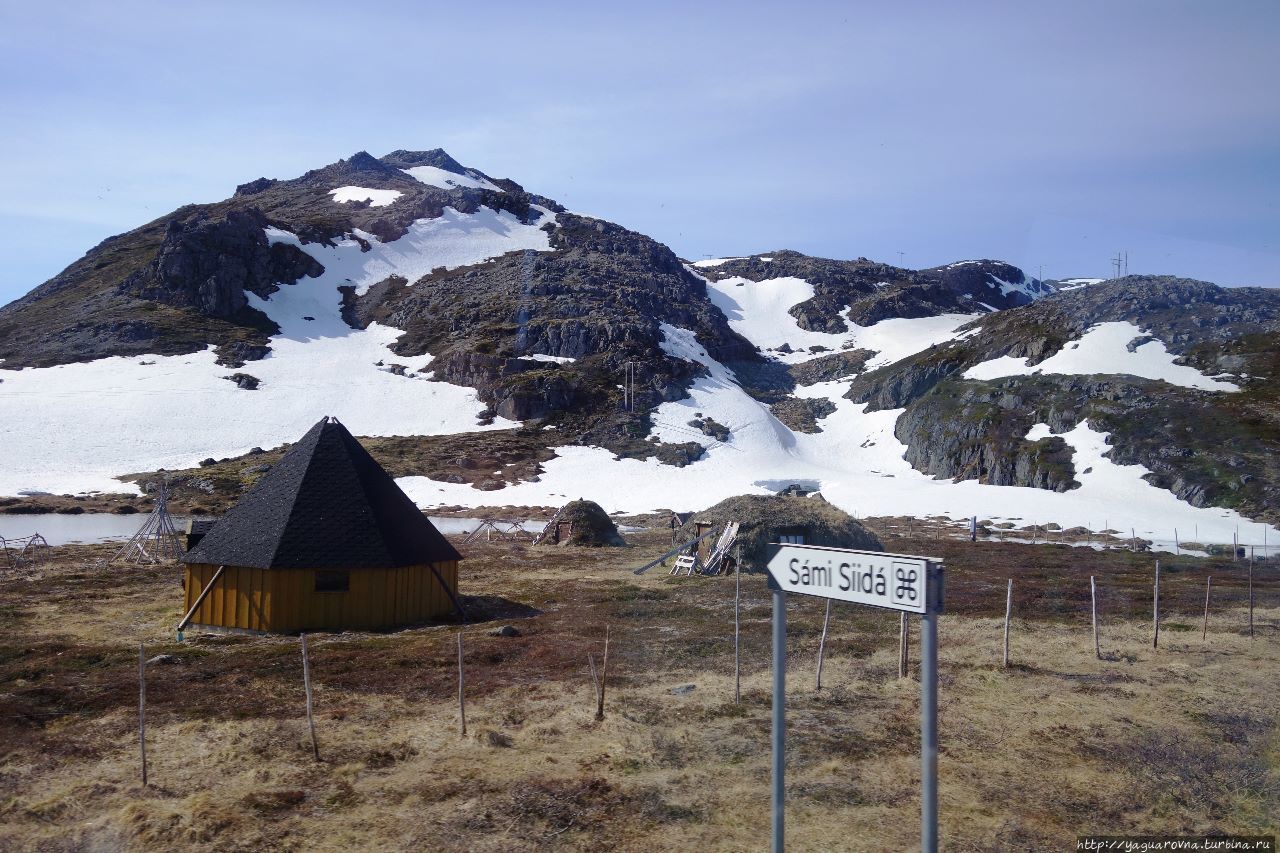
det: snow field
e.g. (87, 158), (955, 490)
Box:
(964, 321), (1240, 392)
(0, 205), (558, 496)
(702, 272), (975, 367)
(329, 186), (402, 207)
(401, 281), (1274, 551)
(402, 166), (503, 192)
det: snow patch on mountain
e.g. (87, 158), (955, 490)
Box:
(704, 274), (978, 367)
(0, 332), (513, 497)
(1026, 420), (1218, 522)
(964, 321), (1240, 392)
(0, 206), (561, 496)
(988, 273), (1054, 301)
(266, 205), (555, 298)
(1057, 278), (1105, 291)
(651, 324), (795, 452)
(329, 186), (403, 207)
(402, 165), (503, 192)
(397, 364), (1267, 553)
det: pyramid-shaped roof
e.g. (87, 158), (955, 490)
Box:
(183, 417), (461, 569)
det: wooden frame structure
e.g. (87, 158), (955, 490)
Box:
(113, 483), (183, 565)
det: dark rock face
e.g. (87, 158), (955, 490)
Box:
(788, 349), (874, 386)
(234, 177), (277, 197)
(0, 148), (557, 370)
(120, 208), (323, 318)
(698, 251), (1050, 334)
(215, 341), (272, 368)
(343, 212), (757, 457)
(769, 397), (838, 433)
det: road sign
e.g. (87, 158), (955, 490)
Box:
(765, 544), (943, 614)
(764, 544), (944, 853)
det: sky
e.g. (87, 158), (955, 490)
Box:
(1, 0), (1278, 307)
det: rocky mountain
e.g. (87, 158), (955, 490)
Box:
(695, 252), (1052, 331)
(846, 277), (1280, 523)
(1, 149), (1275, 540)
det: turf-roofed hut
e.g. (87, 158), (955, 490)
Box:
(680, 494), (882, 570)
(180, 417), (461, 635)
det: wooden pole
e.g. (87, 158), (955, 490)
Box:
(301, 634), (319, 761)
(1003, 579), (1012, 669)
(898, 611), (909, 679)
(138, 644), (148, 787)
(1091, 576), (1100, 660)
(457, 632), (467, 736)
(816, 599), (832, 691)
(1249, 548), (1255, 640)
(733, 543), (741, 703)
(176, 565), (225, 635)
(1202, 576), (1211, 641)
(1132, 528), (1137, 553)
(1152, 561), (1161, 649)
(588, 654), (601, 718)
(1175, 529), (1179, 555)
(597, 625), (610, 721)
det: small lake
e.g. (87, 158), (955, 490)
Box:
(0, 513), (543, 547)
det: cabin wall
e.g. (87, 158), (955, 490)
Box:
(183, 561), (459, 633)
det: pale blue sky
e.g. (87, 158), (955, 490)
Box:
(2, 0), (1277, 306)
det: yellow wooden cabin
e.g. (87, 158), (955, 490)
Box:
(180, 417), (462, 634)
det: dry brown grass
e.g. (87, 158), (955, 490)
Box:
(0, 531), (1276, 851)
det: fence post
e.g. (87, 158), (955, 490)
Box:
(899, 611), (909, 679)
(1091, 576), (1100, 659)
(734, 543), (741, 703)
(1202, 576), (1211, 641)
(301, 634), (320, 761)
(816, 599), (832, 691)
(1152, 561), (1161, 650)
(1249, 548), (1255, 640)
(1003, 579), (1012, 669)
(138, 644), (148, 786)
(457, 631), (467, 736)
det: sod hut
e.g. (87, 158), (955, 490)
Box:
(538, 499), (626, 546)
(180, 417), (461, 634)
(680, 494), (881, 569)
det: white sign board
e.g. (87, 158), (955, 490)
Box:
(765, 544), (941, 614)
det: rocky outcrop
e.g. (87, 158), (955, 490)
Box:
(0, 149), (559, 370)
(788, 349), (874, 385)
(120, 209), (323, 318)
(342, 212), (758, 456)
(847, 350), (970, 411)
(769, 397), (838, 433)
(699, 252), (1051, 334)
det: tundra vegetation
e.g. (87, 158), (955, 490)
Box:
(0, 519), (1275, 851)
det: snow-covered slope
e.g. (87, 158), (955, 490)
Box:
(1, 150), (1275, 550)
(0, 204), (557, 495)
(398, 275), (1274, 551)
(963, 321), (1241, 392)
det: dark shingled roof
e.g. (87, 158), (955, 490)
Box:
(183, 417), (462, 569)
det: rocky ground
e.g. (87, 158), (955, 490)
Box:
(0, 522), (1275, 851)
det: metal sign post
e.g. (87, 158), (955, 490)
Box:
(766, 544), (944, 853)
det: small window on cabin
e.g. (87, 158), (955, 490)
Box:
(315, 570), (350, 593)
(776, 527), (806, 545)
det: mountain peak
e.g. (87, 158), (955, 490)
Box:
(380, 148), (468, 174)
